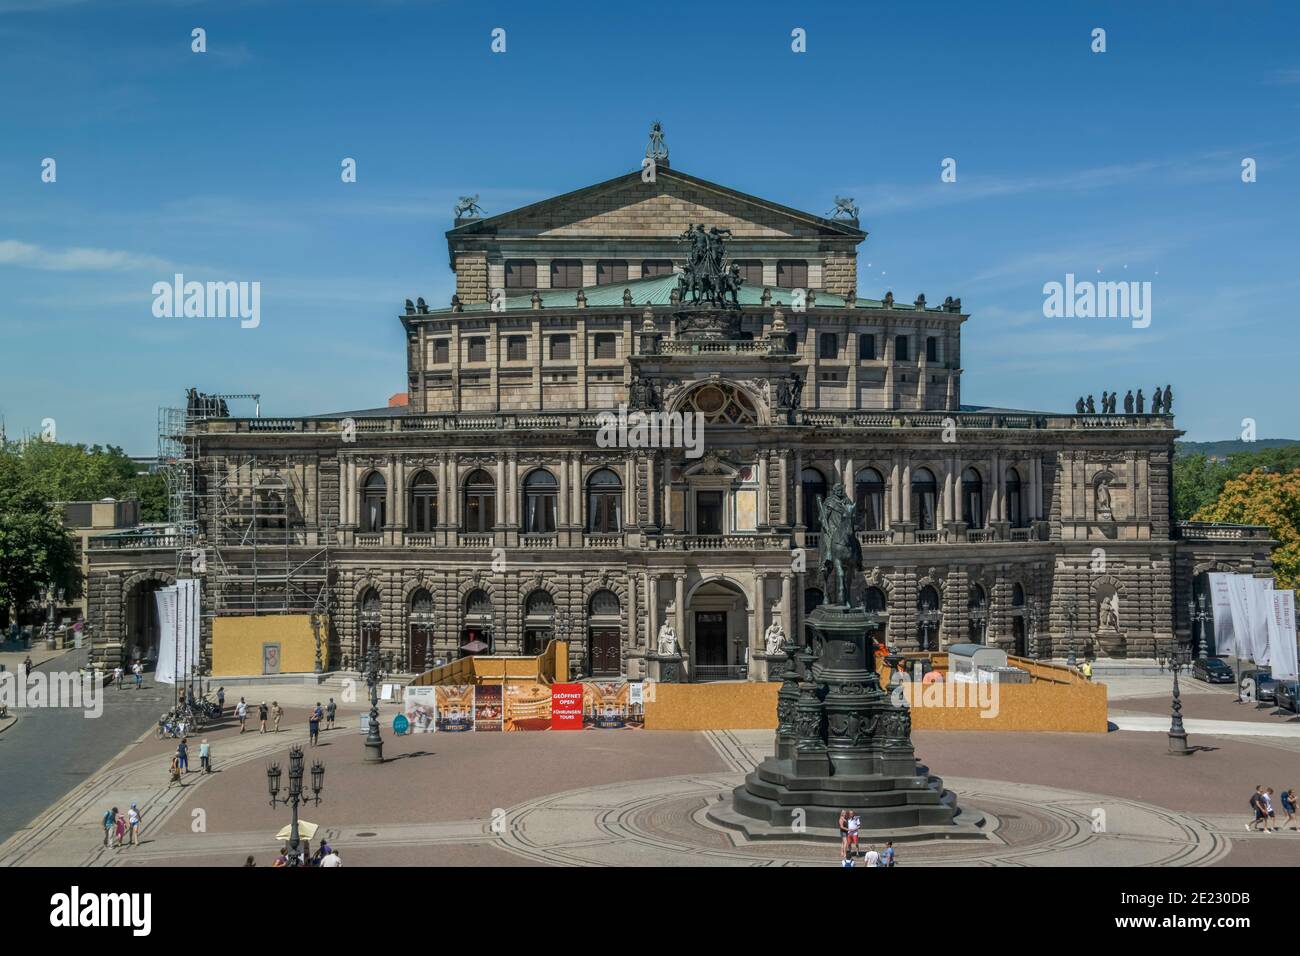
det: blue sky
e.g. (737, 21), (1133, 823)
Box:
(1, 0), (1297, 453)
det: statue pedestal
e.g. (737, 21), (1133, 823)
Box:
(645, 653), (683, 684)
(711, 604), (985, 842)
(757, 652), (786, 683)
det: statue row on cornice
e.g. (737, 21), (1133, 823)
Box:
(1076, 385), (1172, 415)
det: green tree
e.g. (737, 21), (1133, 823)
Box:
(0, 487), (81, 622)
(1191, 468), (1300, 590)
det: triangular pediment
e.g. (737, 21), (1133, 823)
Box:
(449, 168), (865, 243)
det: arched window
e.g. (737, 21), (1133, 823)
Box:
(462, 470), (495, 533)
(586, 468), (623, 534)
(522, 469), (558, 534)
(589, 590), (621, 617)
(465, 589), (493, 616)
(680, 382), (759, 425)
(854, 467), (885, 532)
(962, 466), (985, 529)
(968, 584), (988, 644)
(802, 467), (828, 531)
(911, 468), (937, 531)
(1006, 467), (1024, 529)
(408, 471), (438, 533)
(361, 472), (387, 532)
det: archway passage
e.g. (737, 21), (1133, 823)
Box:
(587, 589), (622, 676)
(689, 579), (749, 681)
(124, 579), (168, 668)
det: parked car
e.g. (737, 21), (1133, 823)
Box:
(1192, 657), (1235, 684)
(1275, 680), (1300, 714)
(1242, 668), (1276, 703)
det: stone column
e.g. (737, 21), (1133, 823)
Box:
(647, 573), (660, 650)
(675, 574), (687, 678)
(495, 455), (506, 536)
(793, 450), (804, 527)
(781, 573), (794, 642)
(437, 455), (449, 529)
(748, 573), (765, 680)
(448, 458), (460, 528)
(558, 452), (570, 527)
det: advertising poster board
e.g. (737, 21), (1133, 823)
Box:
(550, 683), (584, 730)
(504, 681), (553, 731)
(403, 686), (437, 734)
(474, 684), (503, 732)
(434, 685), (474, 732)
(582, 680), (644, 729)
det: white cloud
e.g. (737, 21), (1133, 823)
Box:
(0, 239), (177, 272)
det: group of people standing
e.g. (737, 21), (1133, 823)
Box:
(100, 804), (142, 849)
(837, 809), (897, 867)
(1248, 785), (1297, 832)
(110, 660), (144, 689)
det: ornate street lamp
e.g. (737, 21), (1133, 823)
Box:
(1187, 593), (1210, 660)
(1027, 600), (1039, 659)
(267, 744), (324, 866)
(1160, 644), (1193, 756)
(359, 643), (389, 763)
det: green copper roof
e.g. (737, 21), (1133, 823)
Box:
(421, 274), (944, 316)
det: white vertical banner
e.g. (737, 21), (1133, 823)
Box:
(1226, 575), (1256, 664)
(154, 585), (180, 684)
(1248, 577), (1275, 667)
(1267, 590), (1298, 681)
(175, 579), (201, 684)
(1207, 573), (1238, 658)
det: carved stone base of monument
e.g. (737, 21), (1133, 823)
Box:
(712, 604), (986, 842)
(1097, 629), (1125, 659)
(645, 653), (683, 684)
(758, 652), (786, 682)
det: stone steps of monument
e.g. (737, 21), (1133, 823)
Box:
(730, 786), (961, 831)
(745, 770), (952, 810)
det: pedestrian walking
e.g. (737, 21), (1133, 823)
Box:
(102, 807), (117, 847)
(258, 701), (269, 734)
(1082, 660), (1093, 681)
(217, 686), (225, 719)
(1248, 785), (1267, 832)
(168, 754), (182, 787)
(236, 697), (248, 733)
(846, 811), (862, 858)
(114, 808), (126, 847)
(177, 736), (189, 773)
(23, 655), (32, 678)
(127, 803), (141, 845)
(882, 841), (896, 867)
(1281, 788), (1297, 830)
(326, 697), (337, 730)
(113, 665), (123, 690)
(863, 845), (880, 867)
(271, 700), (283, 733)
(133, 660), (143, 689)
(837, 809), (850, 863)
(200, 738), (211, 773)
(1264, 787), (1278, 831)
(309, 702), (322, 745)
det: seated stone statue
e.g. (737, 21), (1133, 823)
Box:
(764, 619), (786, 656)
(656, 621), (678, 657)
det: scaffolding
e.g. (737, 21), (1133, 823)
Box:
(157, 392), (333, 622)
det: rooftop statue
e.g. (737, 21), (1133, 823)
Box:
(646, 120), (669, 163)
(828, 196), (859, 220)
(453, 195), (485, 219)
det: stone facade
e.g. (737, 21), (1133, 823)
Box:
(86, 162), (1273, 678)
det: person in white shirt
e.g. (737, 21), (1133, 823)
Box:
(235, 698), (249, 733)
(863, 846), (880, 868)
(113, 665), (124, 691)
(320, 850), (342, 867)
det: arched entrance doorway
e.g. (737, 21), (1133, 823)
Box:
(523, 590), (554, 656)
(689, 578), (748, 681)
(462, 589), (494, 656)
(357, 588), (381, 661)
(409, 589), (436, 672)
(124, 578), (169, 668)
(588, 590), (622, 677)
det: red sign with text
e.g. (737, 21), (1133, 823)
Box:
(551, 683), (584, 730)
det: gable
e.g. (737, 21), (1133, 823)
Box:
(451, 168), (864, 243)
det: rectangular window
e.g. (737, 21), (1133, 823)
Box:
(467, 337), (487, 363)
(777, 260), (808, 288)
(858, 334), (875, 361)
(505, 260), (537, 289)
(549, 335), (571, 361)
(926, 336), (939, 363)
(696, 491), (724, 535)
(593, 332), (617, 359)
(894, 335), (909, 361)
(641, 259), (673, 277)
(550, 259), (583, 289)
(818, 332), (838, 359)
(734, 260), (764, 285)
(506, 335), (527, 361)
(432, 339), (450, 364)
(596, 260), (628, 285)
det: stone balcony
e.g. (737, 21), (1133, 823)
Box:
(1175, 521), (1272, 542)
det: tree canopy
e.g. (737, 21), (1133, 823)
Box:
(1191, 468), (1300, 590)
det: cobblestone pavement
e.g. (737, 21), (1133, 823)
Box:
(4, 717), (1295, 867)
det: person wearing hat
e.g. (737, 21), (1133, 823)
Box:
(127, 803), (141, 846)
(258, 701), (269, 734)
